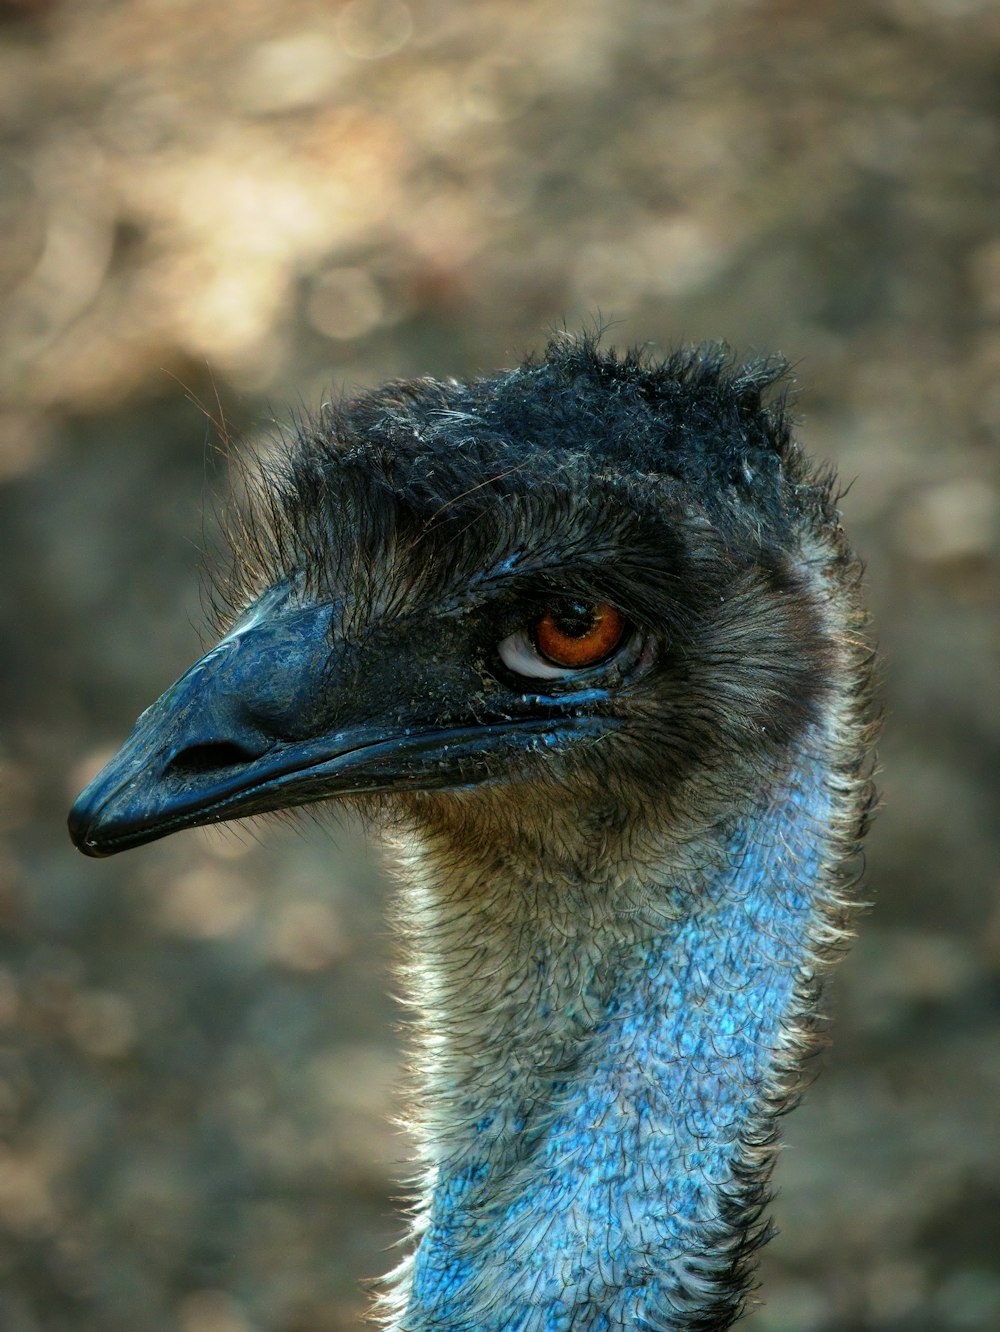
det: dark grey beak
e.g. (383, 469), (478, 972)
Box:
(68, 588), (608, 857)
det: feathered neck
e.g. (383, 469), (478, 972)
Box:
(380, 726), (861, 1331)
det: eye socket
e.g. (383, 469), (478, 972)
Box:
(497, 601), (630, 681)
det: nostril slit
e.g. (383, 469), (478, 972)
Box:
(166, 740), (262, 777)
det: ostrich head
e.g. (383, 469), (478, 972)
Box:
(69, 335), (875, 1329)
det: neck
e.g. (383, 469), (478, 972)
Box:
(383, 735), (854, 1331)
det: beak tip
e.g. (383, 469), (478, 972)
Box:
(67, 802), (100, 857)
(67, 776), (121, 857)
(76, 838), (113, 859)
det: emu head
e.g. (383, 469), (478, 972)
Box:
(69, 338), (838, 869)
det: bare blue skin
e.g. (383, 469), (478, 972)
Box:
(402, 755), (831, 1329)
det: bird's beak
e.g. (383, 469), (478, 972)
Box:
(68, 588), (606, 857)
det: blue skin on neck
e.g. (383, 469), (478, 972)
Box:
(405, 755), (833, 1330)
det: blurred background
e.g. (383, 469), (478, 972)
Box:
(1, 1), (998, 1329)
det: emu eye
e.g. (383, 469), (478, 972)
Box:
(497, 601), (628, 681)
(535, 602), (625, 667)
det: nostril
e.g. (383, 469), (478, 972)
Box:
(165, 740), (265, 778)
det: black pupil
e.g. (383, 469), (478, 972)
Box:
(550, 602), (599, 638)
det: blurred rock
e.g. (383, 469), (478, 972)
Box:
(267, 900), (348, 972)
(896, 478), (999, 565)
(178, 1291), (255, 1332)
(335, 0), (413, 62)
(155, 865), (258, 939)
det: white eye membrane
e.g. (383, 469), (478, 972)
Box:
(497, 628), (576, 680)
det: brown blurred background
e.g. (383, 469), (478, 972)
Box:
(1, 1), (998, 1329)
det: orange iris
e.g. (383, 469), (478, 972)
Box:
(533, 602), (626, 668)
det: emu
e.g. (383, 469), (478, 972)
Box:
(69, 335), (875, 1329)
